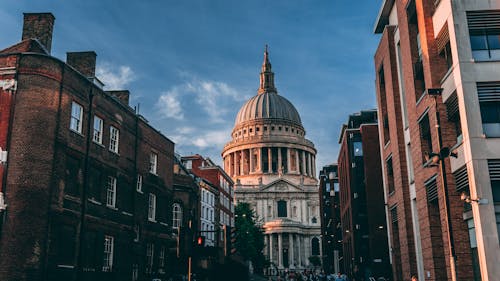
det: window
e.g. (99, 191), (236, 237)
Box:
(386, 155), (395, 194)
(150, 152), (158, 174)
(467, 11), (500, 60)
(311, 237), (320, 256)
(477, 82), (500, 137)
(132, 264), (139, 281)
(102, 235), (114, 272)
(70, 102), (83, 133)
(93, 116), (103, 144)
(353, 141), (363, 157)
(439, 41), (453, 73)
(106, 176), (117, 208)
(109, 126), (119, 153)
(172, 203), (182, 229)
(418, 113), (432, 164)
(136, 174), (143, 192)
(185, 160), (192, 170)
(159, 246), (165, 268)
(446, 92), (463, 142)
(277, 200), (287, 217)
(146, 243), (154, 274)
(148, 193), (156, 222)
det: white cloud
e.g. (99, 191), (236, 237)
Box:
(96, 63), (136, 90)
(157, 90), (184, 120)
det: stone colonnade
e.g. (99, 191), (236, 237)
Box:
(224, 147), (316, 178)
(264, 233), (321, 269)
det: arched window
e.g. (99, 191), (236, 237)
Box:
(311, 237), (320, 256)
(172, 203), (182, 229)
(277, 200), (287, 217)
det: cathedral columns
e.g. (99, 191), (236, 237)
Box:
(277, 147), (282, 174)
(268, 147), (272, 173)
(289, 233), (295, 267)
(240, 150), (246, 175)
(301, 150), (306, 176)
(297, 234), (302, 266)
(269, 234), (274, 263)
(287, 148), (291, 173)
(307, 152), (311, 177)
(278, 233), (283, 268)
(295, 149), (300, 174)
(250, 148), (254, 173)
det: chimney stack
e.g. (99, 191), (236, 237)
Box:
(66, 51), (97, 78)
(106, 90), (130, 106)
(22, 13), (55, 53)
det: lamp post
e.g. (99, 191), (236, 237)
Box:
(425, 88), (457, 281)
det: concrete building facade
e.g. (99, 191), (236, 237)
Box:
(374, 1), (500, 280)
(221, 48), (321, 272)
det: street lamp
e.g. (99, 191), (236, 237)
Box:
(424, 88), (457, 281)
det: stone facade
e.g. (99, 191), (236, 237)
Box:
(221, 48), (321, 271)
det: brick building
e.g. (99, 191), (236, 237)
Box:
(374, 0), (500, 280)
(0, 13), (177, 281)
(337, 110), (391, 280)
(318, 164), (343, 275)
(172, 155), (200, 276)
(181, 154), (235, 247)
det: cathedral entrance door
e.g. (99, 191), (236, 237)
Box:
(283, 248), (289, 268)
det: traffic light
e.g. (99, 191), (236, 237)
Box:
(223, 226), (237, 256)
(196, 235), (205, 247)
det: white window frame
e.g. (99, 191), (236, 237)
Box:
(70, 102), (83, 133)
(159, 246), (165, 268)
(102, 235), (114, 272)
(109, 126), (119, 153)
(132, 264), (139, 281)
(136, 174), (143, 193)
(106, 176), (117, 208)
(150, 152), (158, 174)
(146, 243), (154, 274)
(148, 193), (156, 222)
(172, 203), (182, 229)
(93, 115), (103, 144)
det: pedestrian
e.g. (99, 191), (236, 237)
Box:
(334, 272), (343, 281)
(411, 276), (418, 281)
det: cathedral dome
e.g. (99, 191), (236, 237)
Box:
(234, 91), (302, 127)
(233, 46), (303, 129)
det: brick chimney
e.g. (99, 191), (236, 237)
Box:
(22, 13), (55, 53)
(106, 90), (130, 106)
(66, 51), (97, 78)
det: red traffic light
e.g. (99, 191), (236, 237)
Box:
(196, 236), (205, 246)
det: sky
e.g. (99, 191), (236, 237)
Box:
(0, 0), (383, 173)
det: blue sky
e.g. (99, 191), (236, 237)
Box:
(1, 0), (383, 172)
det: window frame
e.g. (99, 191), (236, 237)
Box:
(148, 193), (157, 222)
(109, 126), (120, 154)
(106, 176), (117, 208)
(102, 235), (114, 272)
(172, 203), (183, 229)
(70, 101), (83, 133)
(93, 115), (103, 144)
(150, 152), (158, 175)
(136, 174), (143, 193)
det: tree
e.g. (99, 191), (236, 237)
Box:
(234, 203), (265, 273)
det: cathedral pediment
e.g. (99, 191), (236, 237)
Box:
(259, 179), (304, 192)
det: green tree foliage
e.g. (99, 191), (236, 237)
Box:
(234, 203), (266, 271)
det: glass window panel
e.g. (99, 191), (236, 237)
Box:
(480, 102), (500, 124)
(487, 32), (500, 50)
(470, 35), (488, 50)
(353, 141), (363, 156)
